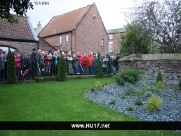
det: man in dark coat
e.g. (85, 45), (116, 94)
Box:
(115, 54), (120, 72)
(30, 48), (40, 79)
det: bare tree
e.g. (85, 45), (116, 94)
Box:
(121, 0), (181, 53)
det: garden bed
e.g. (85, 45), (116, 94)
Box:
(84, 80), (181, 121)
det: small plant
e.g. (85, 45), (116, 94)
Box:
(146, 95), (162, 112)
(109, 100), (116, 105)
(143, 91), (153, 98)
(128, 106), (134, 111)
(156, 70), (163, 84)
(114, 69), (140, 85)
(178, 78), (181, 90)
(95, 81), (103, 89)
(156, 81), (165, 89)
(124, 82), (136, 95)
(121, 95), (126, 99)
(135, 100), (143, 105)
(91, 88), (95, 91)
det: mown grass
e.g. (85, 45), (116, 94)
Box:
(0, 78), (180, 136)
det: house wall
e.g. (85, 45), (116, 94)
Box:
(39, 4), (108, 56)
(41, 32), (73, 53)
(38, 38), (56, 52)
(75, 4), (109, 56)
(0, 40), (38, 56)
(108, 33), (124, 56)
(118, 54), (181, 84)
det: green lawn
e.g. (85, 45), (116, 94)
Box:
(0, 78), (180, 136)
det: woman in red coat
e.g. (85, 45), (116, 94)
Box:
(82, 53), (89, 75)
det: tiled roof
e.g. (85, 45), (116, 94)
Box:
(107, 28), (126, 34)
(0, 15), (38, 41)
(39, 4), (92, 37)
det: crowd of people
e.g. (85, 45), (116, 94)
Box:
(0, 48), (120, 81)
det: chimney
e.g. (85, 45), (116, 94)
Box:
(37, 21), (41, 28)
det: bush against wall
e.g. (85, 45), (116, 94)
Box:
(156, 70), (163, 84)
(114, 69), (140, 85)
(97, 52), (103, 78)
(57, 51), (67, 81)
(7, 48), (16, 84)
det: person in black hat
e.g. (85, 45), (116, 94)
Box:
(30, 48), (40, 79)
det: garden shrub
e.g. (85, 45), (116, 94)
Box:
(124, 82), (136, 95)
(97, 52), (103, 78)
(146, 95), (162, 112)
(128, 107), (134, 111)
(143, 91), (153, 98)
(135, 100), (143, 105)
(7, 48), (16, 84)
(57, 51), (67, 81)
(91, 88), (95, 91)
(156, 81), (165, 89)
(156, 70), (163, 84)
(95, 81), (103, 89)
(114, 69), (140, 85)
(178, 78), (181, 90)
(109, 100), (116, 105)
(121, 95), (126, 99)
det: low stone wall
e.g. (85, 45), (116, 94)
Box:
(118, 54), (181, 84)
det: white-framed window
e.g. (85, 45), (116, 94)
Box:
(108, 34), (113, 40)
(59, 35), (62, 44)
(66, 34), (69, 43)
(101, 39), (104, 48)
(109, 42), (113, 52)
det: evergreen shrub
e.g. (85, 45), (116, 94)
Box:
(97, 52), (103, 78)
(114, 69), (140, 85)
(57, 51), (67, 81)
(7, 48), (16, 84)
(146, 95), (162, 112)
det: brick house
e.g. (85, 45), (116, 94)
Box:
(39, 3), (109, 55)
(107, 28), (126, 56)
(0, 15), (39, 55)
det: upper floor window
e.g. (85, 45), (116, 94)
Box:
(66, 34), (69, 43)
(108, 34), (113, 40)
(59, 36), (62, 44)
(101, 39), (104, 48)
(109, 42), (113, 52)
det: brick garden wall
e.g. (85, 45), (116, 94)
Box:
(118, 54), (181, 84)
(0, 40), (38, 56)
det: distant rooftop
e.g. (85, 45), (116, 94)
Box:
(107, 28), (126, 34)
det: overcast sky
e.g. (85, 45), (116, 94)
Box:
(27, 0), (137, 30)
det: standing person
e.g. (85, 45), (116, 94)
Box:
(82, 53), (89, 75)
(110, 56), (116, 74)
(4, 52), (8, 80)
(103, 55), (109, 74)
(115, 54), (120, 72)
(0, 49), (5, 81)
(88, 52), (94, 74)
(92, 53), (98, 75)
(66, 51), (74, 75)
(15, 54), (21, 80)
(76, 52), (83, 74)
(106, 54), (112, 74)
(44, 54), (52, 76)
(72, 54), (79, 75)
(30, 48), (40, 79)
(52, 51), (59, 75)
(22, 54), (31, 78)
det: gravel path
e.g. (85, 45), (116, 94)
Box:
(84, 82), (181, 121)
